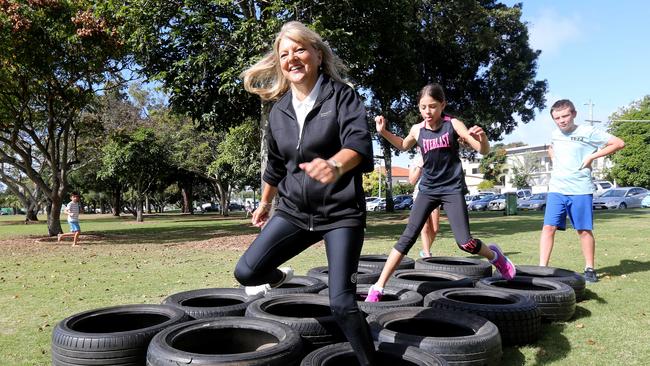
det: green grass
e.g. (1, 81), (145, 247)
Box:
(1, 209), (649, 365)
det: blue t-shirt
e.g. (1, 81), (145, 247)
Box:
(548, 124), (612, 195)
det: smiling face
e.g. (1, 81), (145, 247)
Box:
(278, 37), (322, 91)
(419, 95), (446, 126)
(551, 106), (577, 133)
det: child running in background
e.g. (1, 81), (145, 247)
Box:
(58, 192), (82, 247)
(366, 83), (516, 302)
(409, 152), (440, 258)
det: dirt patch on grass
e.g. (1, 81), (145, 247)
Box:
(0, 232), (258, 252)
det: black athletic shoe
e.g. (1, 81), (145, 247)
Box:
(584, 267), (598, 283)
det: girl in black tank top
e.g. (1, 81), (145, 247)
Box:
(365, 83), (517, 303)
(417, 114), (465, 194)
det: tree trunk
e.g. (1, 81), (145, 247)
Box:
(136, 196), (144, 222)
(381, 140), (395, 212)
(47, 198), (63, 236)
(146, 196), (152, 214)
(111, 186), (122, 216)
(179, 178), (194, 214)
(215, 181), (229, 217)
(25, 209), (38, 222)
(258, 102), (277, 218)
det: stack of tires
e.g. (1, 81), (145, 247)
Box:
(51, 254), (585, 366)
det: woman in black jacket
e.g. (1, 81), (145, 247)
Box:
(235, 21), (376, 365)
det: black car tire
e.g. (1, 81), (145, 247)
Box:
(476, 276), (576, 322)
(307, 266), (380, 285)
(319, 285), (423, 315)
(514, 265), (586, 301)
(162, 288), (261, 319)
(245, 294), (345, 349)
(387, 269), (474, 296)
(368, 307), (502, 366)
(358, 254), (415, 271)
(424, 288), (541, 345)
(146, 317), (303, 366)
(415, 256), (492, 280)
(264, 276), (328, 296)
(51, 304), (188, 366)
(300, 341), (449, 366)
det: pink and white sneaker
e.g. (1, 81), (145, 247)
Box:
(489, 244), (516, 280)
(364, 285), (384, 303)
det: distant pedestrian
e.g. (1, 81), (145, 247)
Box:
(539, 99), (625, 283)
(245, 202), (253, 218)
(58, 192), (82, 246)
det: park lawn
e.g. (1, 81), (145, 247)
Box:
(1, 209), (649, 365)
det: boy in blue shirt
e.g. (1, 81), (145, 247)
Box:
(539, 99), (625, 282)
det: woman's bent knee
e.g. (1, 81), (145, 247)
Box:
(234, 258), (255, 285)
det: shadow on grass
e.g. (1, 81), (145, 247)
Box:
(365, 211), (545, 241)
(597, 259), (650, 277)
(531, 323), (571, 366)
(366, 208), (650, 242)
(580, 288), (607, 304)
(83, 221), (258, 245)
(571, 305), (592, 321)
(501, 346), (526, 365)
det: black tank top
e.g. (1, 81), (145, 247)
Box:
(417, 114), (464, 194)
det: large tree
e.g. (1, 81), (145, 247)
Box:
(315, 0), (547, 210)
(98, 128), (170, 222)
(479, 143), (507, 184)
(607, 96), (650, 187)
(0, 0), (128, 235)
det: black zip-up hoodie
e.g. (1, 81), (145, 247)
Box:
(263, 74), (374, 231)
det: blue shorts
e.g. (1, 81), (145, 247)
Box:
(543, 193), (593, 231)
(68, 221), (81, 232)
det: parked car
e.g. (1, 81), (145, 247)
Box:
(395, 195), (414, 210)
(513, 189), (533, 200)
(592, 187), (649, 209)
(199, 202), (220, 212)
(366, 198), (385, 211)
(518, 193), (548, 211)
(228, 202), (244, 211)
(468, 195), (494, 211)
(592, 180), (614, 197)
(487, 194), (506, 211)
(642, 195), (650, 208)
(477, 191), (496, 199)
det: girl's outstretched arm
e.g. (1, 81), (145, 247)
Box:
(451, 119), (489, 155)
(375, 115), (417, 151)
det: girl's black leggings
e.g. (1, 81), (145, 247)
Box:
(234, 215), (376, 365)
(394, 191), (483, 254)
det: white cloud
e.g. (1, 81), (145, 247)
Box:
(528, 9), (582, 56)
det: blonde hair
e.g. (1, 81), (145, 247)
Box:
(241, 21), (347, 101)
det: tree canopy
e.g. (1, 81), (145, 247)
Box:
(607, 96), (650, 188)
(0, 0), (129, 234)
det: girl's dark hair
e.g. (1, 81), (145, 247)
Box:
(418, 83), (446, 104)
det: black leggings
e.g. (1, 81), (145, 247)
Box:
(394, 191), (483, 254)
(234, 215), (376, 365)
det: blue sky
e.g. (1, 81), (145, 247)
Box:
(390, 0), (650, 168)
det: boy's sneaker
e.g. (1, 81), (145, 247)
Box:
(364, 285), (384, 303)
(489, 244), (516, 280)
(244, 267), (294, 296)
(419, 250), (431, 258)
(584, 267), (598, 283)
